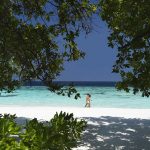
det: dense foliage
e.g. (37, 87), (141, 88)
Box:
(1, 0), (150, 97)
(0, 0), (97, 98)
(100, 0), (150, 96)
(0, 112), (87, 149)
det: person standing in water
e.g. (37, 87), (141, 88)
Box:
(85, 93), (91, 107)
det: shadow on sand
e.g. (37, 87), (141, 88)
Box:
(15, 116), (150, 150)
(77, 116), (150, 150)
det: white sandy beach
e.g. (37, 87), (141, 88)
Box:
(0, 106), (150, 120)
(1, 107), (150, 149)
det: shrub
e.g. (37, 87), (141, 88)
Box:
(0, 112), (87, 150)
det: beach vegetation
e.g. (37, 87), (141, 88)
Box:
(0, 112), (87, 149)
(100, 0), (150, 96)
(0, 0), (150, 97)
(0, 0), (95, 99)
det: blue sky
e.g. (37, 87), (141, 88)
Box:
(57, 20), (120, 81)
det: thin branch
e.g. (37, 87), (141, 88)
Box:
(47, 1), (58, 8)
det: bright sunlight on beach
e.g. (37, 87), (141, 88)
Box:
(1, 0), (150, 149)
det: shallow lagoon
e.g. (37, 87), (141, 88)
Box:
(0, 86), (150, 108)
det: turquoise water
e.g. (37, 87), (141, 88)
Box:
(0, 86), (150, 108)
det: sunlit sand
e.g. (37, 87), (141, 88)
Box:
(0, 107), (150, 120)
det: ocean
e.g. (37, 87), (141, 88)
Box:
(0, 82), (150, 108)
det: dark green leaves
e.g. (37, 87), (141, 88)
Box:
(0, 0), (95, 98)
(100, 0), (150, 96)
(0, 112), (87, 149)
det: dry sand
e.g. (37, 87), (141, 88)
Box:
(0, 107), (150, 120)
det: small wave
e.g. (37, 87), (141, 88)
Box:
(0, 94), (18, 97)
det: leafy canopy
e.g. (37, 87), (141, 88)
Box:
(1, 0), (150, 97)
(100, 0), (150, 96)
(0, 0), (96, 98)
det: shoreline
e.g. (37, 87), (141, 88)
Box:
(0, 106), (150, 120)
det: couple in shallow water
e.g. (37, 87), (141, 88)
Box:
(85, 93), (91, 108)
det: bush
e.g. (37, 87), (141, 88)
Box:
(0, 112), (87, 150)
